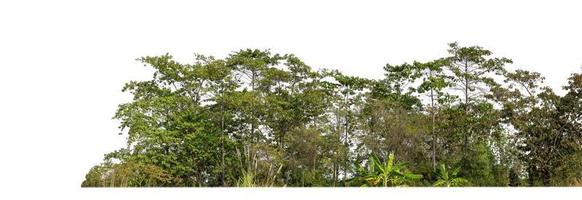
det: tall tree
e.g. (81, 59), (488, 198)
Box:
(413, 59), (452, 172)
(325, 70), (370, 185)
(192, 54), (239, 186)
(82, 45), (582, 187)
(445, 42), (511, 182)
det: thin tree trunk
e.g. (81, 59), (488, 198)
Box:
(430, 72), (436, 173)
(220, 96), (226, 186)
(343, 87), (350, 186)
(463, 61), (470, 161)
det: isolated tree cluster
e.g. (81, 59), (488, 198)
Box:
(82, 43), (582, 187)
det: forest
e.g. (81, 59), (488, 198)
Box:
(82, 43), (582, 187)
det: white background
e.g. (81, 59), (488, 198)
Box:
(1, 0), (581, 199)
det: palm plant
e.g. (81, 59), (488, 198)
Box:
(354, 153), (423, 187)
(433, 163), (469, 187)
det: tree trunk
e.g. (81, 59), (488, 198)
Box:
(430, 70), (436, 173)
(431, 88), (436, 173)
(220, 98), (226, 186)
(463, 61), (470, 162)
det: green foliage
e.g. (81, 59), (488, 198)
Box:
(237, 170), (256, 187)
(433, 164), (469, 187)
(82, 43), (582, 187)
(352, 153), (423, 187)
(81, 161), (172, 187)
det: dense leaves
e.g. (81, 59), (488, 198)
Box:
(83, 43), (582, 187)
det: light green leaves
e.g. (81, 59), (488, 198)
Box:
(356, 153), (423, 187)
(433, 164), (469, 187)
(83, 44), (582, 187)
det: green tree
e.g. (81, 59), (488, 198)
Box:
(445, 42), (511, 184)
(82, 45), (582, 187)
(413, 59), (453, 173)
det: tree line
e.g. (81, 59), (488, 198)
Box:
(82, 43), (582, 187)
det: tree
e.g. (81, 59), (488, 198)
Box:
(445, 42), (511, 184)
(82, 45), (582, 187)
(492, 69), (582, 185)
(413, 59), (453, 172)
(548, 73), (582, 185)
(190, 54), (239, 186)
(324, 70), (370, 185)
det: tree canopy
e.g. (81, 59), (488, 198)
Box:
(82, 43), (582, 187)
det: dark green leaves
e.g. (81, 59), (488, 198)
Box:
(83, 44), (582, 187)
